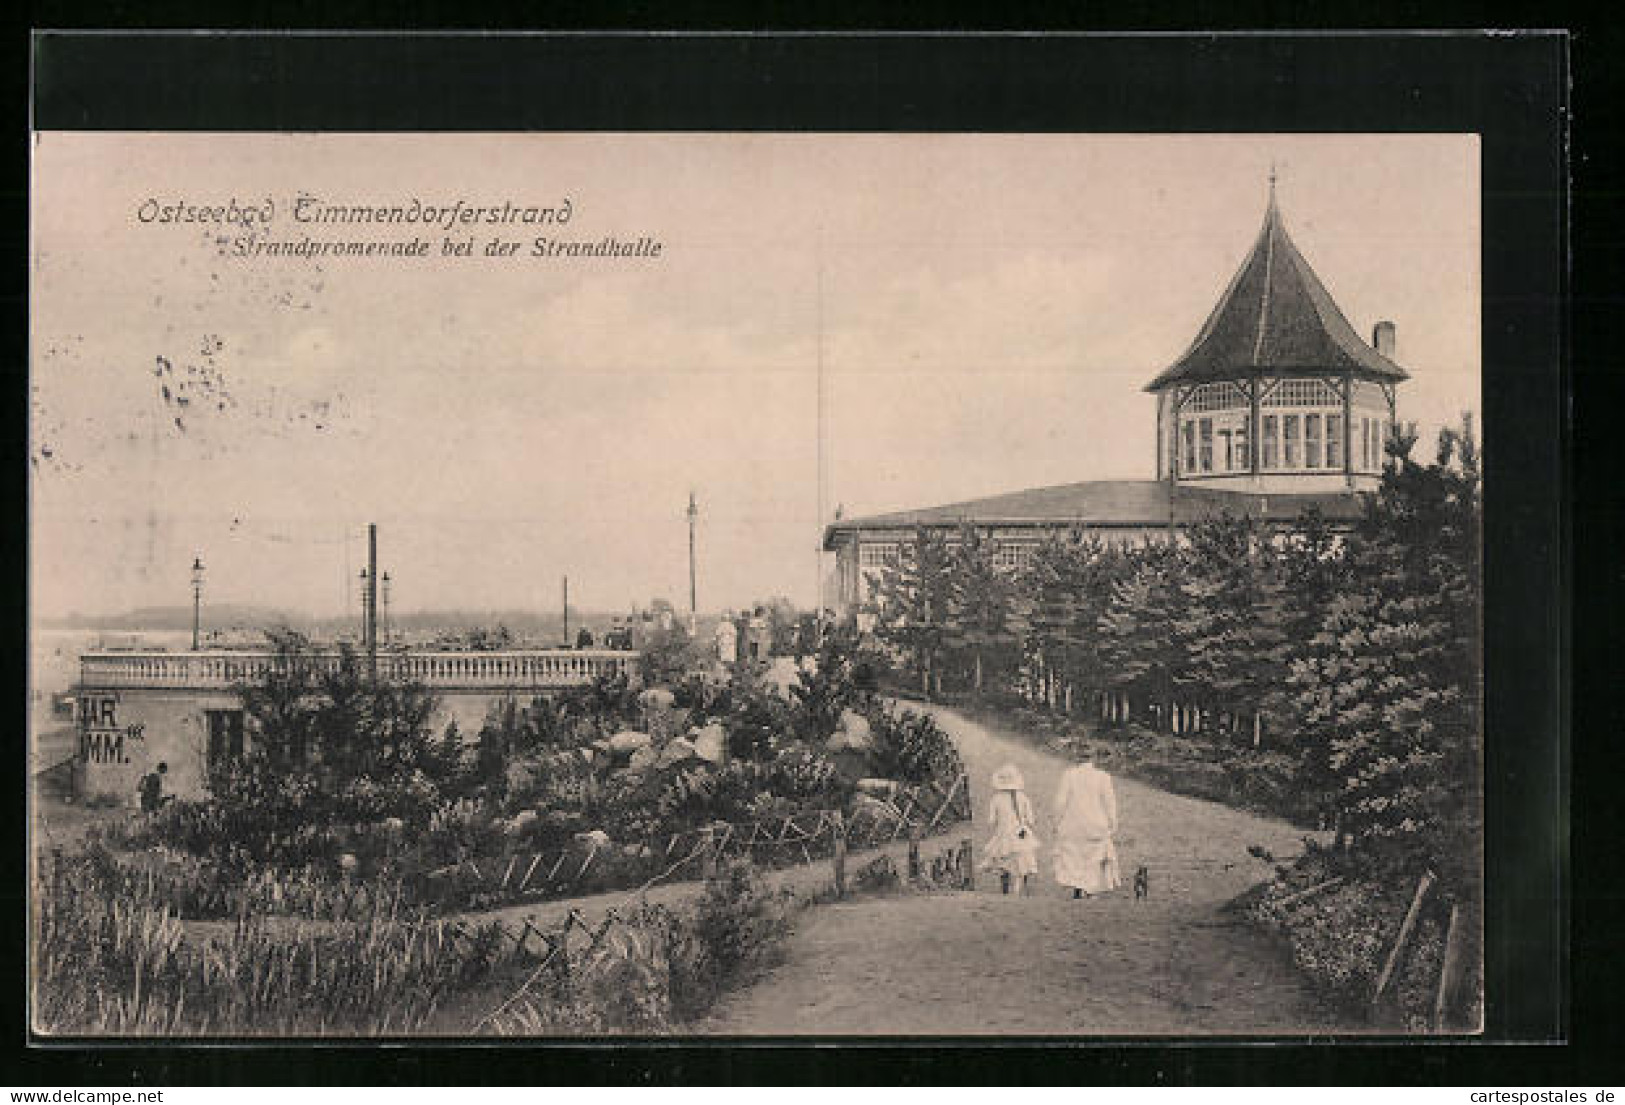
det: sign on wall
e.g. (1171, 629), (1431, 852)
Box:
(76, 693), (145, 765)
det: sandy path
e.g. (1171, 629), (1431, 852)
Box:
(700, 702), (1354, 1035)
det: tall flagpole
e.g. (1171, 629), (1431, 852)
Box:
(687, 491), (698, 636)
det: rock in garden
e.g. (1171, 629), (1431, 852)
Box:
(575, 829), (612, 849)
(692, 722), (727, 764)
(609, 730), (652, 754)
(827, 709), (874, 752)
(629, 743), (660, 771)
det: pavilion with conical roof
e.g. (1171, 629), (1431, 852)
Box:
(1148, 175), (1406, 494)
(821, 177), (1408, 614)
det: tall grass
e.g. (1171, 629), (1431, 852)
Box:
(33, 853), (794, 1036)
(31, 857), (518, 1036)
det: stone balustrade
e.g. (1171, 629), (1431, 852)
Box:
(78, 648), (637, 692)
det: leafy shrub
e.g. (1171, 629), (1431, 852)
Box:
(765, 746), (843, 802)
(663, 860), (792, 1022)
(865, 704), (962, 787)
(723, 676), (795, 761)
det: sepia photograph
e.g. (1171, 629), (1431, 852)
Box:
(29, 130), (1484, 1038)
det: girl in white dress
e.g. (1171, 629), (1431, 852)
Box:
(1052, 760), (1122, 898)
(979, 764), (1040, 896)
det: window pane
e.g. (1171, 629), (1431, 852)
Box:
(1305, 413), (1322, 468)
(1326, 412), (1342, 469)
(1182, 420), (1196, 473)
(1199, 418), (1213, 472)
(1235, 423), (1249, 471)
(1219, 429), (1233, 471)
(1283, 415), (1299, 467)
(1263, 415), (1277, 468)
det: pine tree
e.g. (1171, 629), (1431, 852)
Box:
(1176, 513), (1294, 743)
(942, 522), (1019, 695)
(869, 524), (955, 696)
(1020, 533), (1126, 714)
(1288, 416), (1481, 880)
(1097, 541), (1186, 728)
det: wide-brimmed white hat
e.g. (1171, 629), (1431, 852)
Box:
(990, 764), (1024, 791)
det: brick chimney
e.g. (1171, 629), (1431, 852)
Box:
(1373, 320), (1396, 359)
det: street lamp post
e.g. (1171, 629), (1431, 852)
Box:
(190, 556), (205, 650)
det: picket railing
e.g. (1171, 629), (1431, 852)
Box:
(78, 647), (636, 693)
(419, 770), (974, 911)
(467, 772), (977, 1034)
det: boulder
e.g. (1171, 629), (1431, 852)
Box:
(507, 809), (538, 835)
(608, 730), (653, 755)
(826, 709), (874, 753)
(574, 829), (612, 850)
(628, 743), (660, 771)
(657, 736), (699, 769)
(692, 722), (727, 764)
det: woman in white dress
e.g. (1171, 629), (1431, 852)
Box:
(1051, 760), (1121, 898)
(979, 764), (1040, 896)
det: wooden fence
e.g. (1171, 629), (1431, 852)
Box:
(464, 780), (978, 1034)
(419, 770), (974, 912)
(46, 764), (975, 924)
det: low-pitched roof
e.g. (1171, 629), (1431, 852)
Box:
(1145, 194), (1409, 391)
(822, 478), (1363, 549)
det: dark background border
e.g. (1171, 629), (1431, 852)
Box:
(10, 28), (1583, 1085)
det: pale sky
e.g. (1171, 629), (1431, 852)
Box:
(30, 133), (1480, 621)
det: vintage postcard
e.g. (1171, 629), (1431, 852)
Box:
(29, 132), (1483, 1037)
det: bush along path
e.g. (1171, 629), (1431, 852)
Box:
(699, 702), (1363, 1036)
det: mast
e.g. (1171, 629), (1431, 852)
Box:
(687, 491), (698, 635)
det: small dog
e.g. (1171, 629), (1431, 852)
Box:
(1133, 865), (1150, 900)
